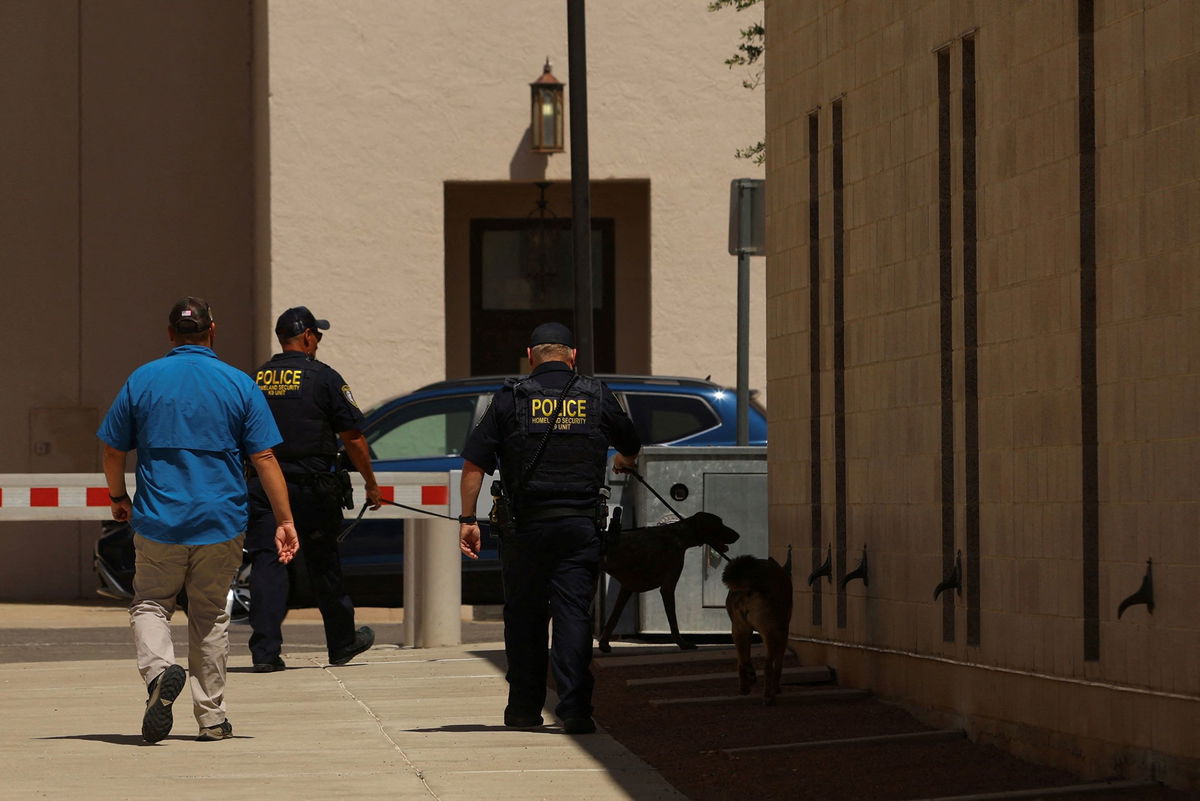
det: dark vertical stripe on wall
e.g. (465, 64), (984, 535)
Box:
(1078, 0), (1100, 662)
(962, 37), (981, 647)
(937, 49), (956, 643)
(808, 111), (824, 627)
(832, 99), (847, 629)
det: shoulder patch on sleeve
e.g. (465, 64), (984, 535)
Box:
(341, 384), (359, 409)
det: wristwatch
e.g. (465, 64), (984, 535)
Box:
(457, 515), (477, 525)
(109, 492), (130, 503)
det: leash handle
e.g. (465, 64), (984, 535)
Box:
(337, 502), (371, 542)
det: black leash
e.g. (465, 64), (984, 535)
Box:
(628, 469), (732, 563)
(338, 498), (457, 543)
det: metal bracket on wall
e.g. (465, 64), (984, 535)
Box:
(839, 544), (868, 589)
(1116, 559), (1154, 619)
(807, 543), (832, 587)
(933, 550), (962, 600)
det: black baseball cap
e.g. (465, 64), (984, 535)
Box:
(275, 306), (330, 338)
(529, 322), (574, 348)
(168, 296), (213, 334)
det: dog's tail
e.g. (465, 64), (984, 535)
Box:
(722, 554), (762, 591)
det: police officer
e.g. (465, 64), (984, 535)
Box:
(246, 306), (381, 671)
(458, 323), (641, 734)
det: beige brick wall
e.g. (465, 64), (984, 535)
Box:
(767, 0), (1199, 789)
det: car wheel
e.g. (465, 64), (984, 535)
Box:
(226, 557), (252, 623)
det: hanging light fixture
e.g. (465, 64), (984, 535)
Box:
(530, 58), (564, 153)
(523, 182), (559, 299)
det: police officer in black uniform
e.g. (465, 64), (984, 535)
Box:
(458, 323), (640, 734)
(246, 306), (381, 671)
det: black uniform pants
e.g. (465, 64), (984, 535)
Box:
(500, 515), (602, 721)
(246, 477), (356, 663)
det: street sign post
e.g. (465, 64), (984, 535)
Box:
(728, 178), (765, 445)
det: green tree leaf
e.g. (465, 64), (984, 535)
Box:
(708, 0), (764, 163)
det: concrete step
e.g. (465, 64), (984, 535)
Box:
(626, 665), (832, 686)
(593, 645), (759, 668)
(649, 687), (868, 706)
(723, 728), (965, 754)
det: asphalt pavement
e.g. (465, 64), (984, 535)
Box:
(0, 601), (685, 800)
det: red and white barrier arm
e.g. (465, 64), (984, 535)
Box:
(0, 472), (451, 523)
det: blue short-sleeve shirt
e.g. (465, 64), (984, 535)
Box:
(97, 345), (283, 545)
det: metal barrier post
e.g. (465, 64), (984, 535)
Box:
(400, 471), (461, 647)
(404, 517), (461, 647)
(403, 524), (419, 647)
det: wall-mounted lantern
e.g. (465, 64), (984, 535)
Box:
(530, 58), (564, 153)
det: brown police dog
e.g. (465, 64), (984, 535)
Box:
(597, 511), (740, 653)
(722, 547), (793, 705)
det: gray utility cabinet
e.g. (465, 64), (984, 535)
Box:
(599, 445), (768, 637)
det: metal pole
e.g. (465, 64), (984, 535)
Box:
(568, 0), (594, 375)
(403, 526), (418, 647)
(737, 250), (750, 445)
(404, 518), (462, 647)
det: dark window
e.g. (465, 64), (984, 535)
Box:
(621, 393), (719, 444)
(470, 218), (616, 375)
(365, 395), (479, 460)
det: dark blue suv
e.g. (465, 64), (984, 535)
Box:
(340, 375), (766, 605)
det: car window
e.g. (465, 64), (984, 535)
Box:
(620, 392), (720, 444)
(366, 395), (479, 460)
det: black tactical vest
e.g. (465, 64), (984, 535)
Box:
(253, 354), (337, 467)
(498, 375), (608, 507)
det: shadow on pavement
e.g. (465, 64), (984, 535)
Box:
(404, 723), (564, 735)
(32, 733), (250, 746)
(227, 664), (327, 673)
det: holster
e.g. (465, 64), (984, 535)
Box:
(601, 490), (622, 555)
(595, 485), (611, 532)
(309, 470), (354, 511)
(336, 469), (354, 510)
(488, 480), (514, 538)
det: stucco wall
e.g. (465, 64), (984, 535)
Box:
(266, 0), (765, 407)
(766, 0), (1198, 788)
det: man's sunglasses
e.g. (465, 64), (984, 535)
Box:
(309, 329), (323, 342)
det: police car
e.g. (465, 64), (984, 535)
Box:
(95, 375), (766, 613)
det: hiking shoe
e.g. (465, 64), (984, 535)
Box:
(329, 626), (375, 666)
(252, 656), (286, 673)
(196, 719), (233, 742)
(141, 664), (186, 743)
(562, 716), (596, 735)
(503, 710), (544, 729)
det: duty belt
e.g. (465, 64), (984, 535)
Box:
(519, 506), (592, 523)
(282, 472), (327, 486)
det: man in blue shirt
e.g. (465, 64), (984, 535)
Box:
(98, 297), (299, 744)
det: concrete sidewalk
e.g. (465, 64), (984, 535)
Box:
(0, 607), (686, 801)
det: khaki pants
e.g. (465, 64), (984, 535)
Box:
(130, 533), (245, 728)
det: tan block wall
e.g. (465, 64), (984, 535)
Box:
(767, 0), (1199, 788)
